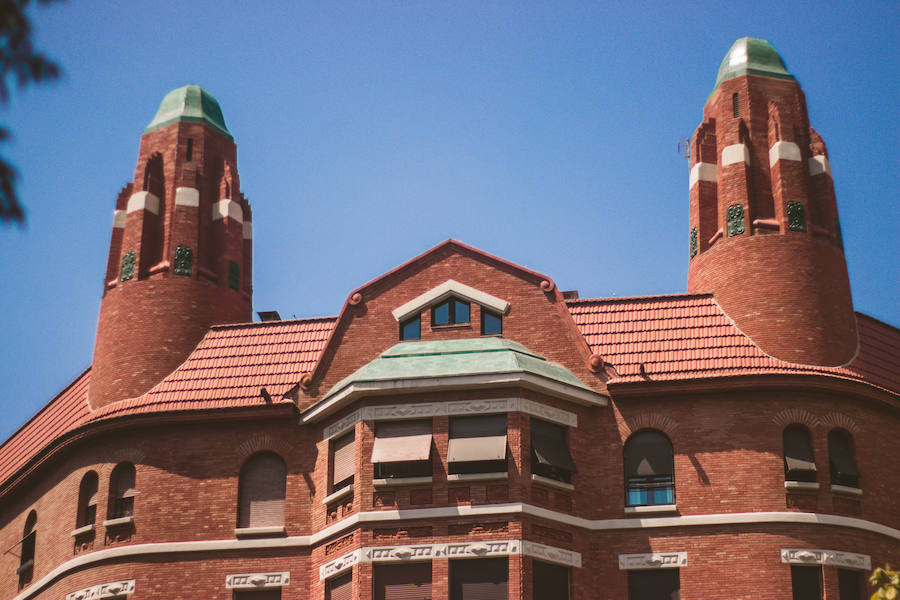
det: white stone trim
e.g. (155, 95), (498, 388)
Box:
(447, 472), (508, 482)
(70, 524), (95, 537)
(373, 476), (433, 488)
(531, 474), (574, 492)
(831, 484), (863, 496)
(785, 481), (819, 491)
(322, 484), (354, 505)
(14, 506), (900, 600)
(321, 397), (578, 440)
(809, 155), (833, 177)
(781, 548), (870, 570)
(320, 539), (579, 580)
(721, 144), (750, 166)
(234, 525), (286, 538)
(65, 580), (134, 600)
(102, 516), (133, 528)
(243, 220), (253, 240)
(174, 186), (200, 207)
(689, 162), (717, 188)
(213, 198), (243, 222)
(126, 191), (159, 215)
(619, 552), (687, 570)
(768, 141), (802, 166)
(112, 209), (126, 228)
(225, 571), (290, 589)
(391, 279), (510, 322)
(624, 504), (677, 514)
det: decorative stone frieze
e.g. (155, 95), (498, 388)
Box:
(319, 539), (580, 579)
(618, 552), (687, 570)
(225, 571), (290, 589)
(65, 579), (135, 600)
(781, 548), (870, 570)
(322, 397), (576, 440)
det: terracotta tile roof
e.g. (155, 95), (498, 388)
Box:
(567, 294), (900, 393)
(0, 317), (336, 489)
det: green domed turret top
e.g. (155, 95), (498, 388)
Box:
(145, 85), (231, 139)
(713, 37), (794, 92)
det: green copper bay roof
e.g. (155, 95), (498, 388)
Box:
(145, 85), (232, 139)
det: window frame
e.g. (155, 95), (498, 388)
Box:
(448, 414), (508, 476)
(399, 313), (421, 340)
(76, 471), (99, 528)
(530, 418), (576, 484)
(330, 431), (356, 493)
(783, 425), (817, 484)
(480, 308), (503, 336)
(624, 429), (675, 507)
(237, 451), (287, 530)
(108, 462), (136, 520)
(372, 420), (433, 480)
(827, 428), (860, 489)
(432, 297), (471, 327)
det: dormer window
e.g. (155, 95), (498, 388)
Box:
(432, 297), (470, 326)
(400, 314), (421, 340)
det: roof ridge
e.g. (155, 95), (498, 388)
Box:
(566, 292), (714, 304)
(210, 316), (338, 330)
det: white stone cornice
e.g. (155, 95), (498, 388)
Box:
(769, 141), (802, 166)
(225, 571), (290, 589)
(321, 397), (577, 440)
(213, 198), (243, 222)
(65, 580), (134, 600)
(619, 552), (687, 570)
(392, 279), (509, 322)
(112, 209), (126, 228)
(809, 155), (833, 178)
(320, 539), (579, 580)
(126, 191), (159, 215)
(721, 143), (750, 166)
(174, 186), (200, 207)
(689, 162), (717, 188)
(781, 548), (870, 570)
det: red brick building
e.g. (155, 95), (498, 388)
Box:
(1, 38), (897, 600)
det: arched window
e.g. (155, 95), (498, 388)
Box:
(77, 471), (99, 527)
(828, 429), (860, 489)
(237, 452), (287, 529)
(624, 430), (674, 506)
(17, 510), (36, 584)
(783, 425), (816, 483)
(109, 463), (136, 519)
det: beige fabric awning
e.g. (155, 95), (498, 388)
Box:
(371, 421), (432, 463)
(448, 415), (508, 462)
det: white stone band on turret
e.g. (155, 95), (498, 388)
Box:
(689, 163), (717, 188)
(768, 141), (801, 166)
(113, 210), (126, 228)
(126, 192), (160, 215)
(175, 187), (200, 207)
(243, 221), (253, 240)
(213, 199), (243, 222)
(808, 155), (832, 178)
(721, 144), (750, 166)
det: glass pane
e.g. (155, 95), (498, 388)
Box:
(454, 300), (470, 323)
(433, 301), (450, 325)
(482, 311), (502, 335)
(401, 316), (420, 340)
(627, 488), (646, 506)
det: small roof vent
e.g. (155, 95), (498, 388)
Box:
(257, 311), (282, 322)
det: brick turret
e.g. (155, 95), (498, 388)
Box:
(687, 39), (856, 366)
(89, 86), (252, 408)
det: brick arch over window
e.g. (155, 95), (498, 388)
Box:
(237, 452), (287, 529)
(624, 429), (675, 507)
(619, 411), (679, 441)
(109, 462), (136, 519)
(76, 471), (99, 527)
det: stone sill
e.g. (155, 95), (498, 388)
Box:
(785, 481), (819, 491)
(323, 484), (354, 505)
(531, 474), (574, 492)
(831, 484), (863, 497)
(373, 476), (433, 488)
(103, 516), (134, 528)
(71, 524), (95, 537)
(624, 504), (678, 514)
(447, 472), (509, 483)
(235, 525), (286, 538)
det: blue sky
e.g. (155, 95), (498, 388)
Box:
(1, 1), (897, 441)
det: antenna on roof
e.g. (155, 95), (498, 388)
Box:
(676, 137), (691, 160)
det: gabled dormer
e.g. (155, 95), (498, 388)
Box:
(392, 280), (510, 340)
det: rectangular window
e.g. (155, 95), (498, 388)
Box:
(331, 431), (355, 492)
(433, 297), (470, 326)
(481, 310), (502, 335)
(531, 418), (576, 483)
(372, 421), (432, 479)
(837, 569), (861, 600)
(448, 415), (508, 475)
(533, 561), (570, 600)
(400, 314), (421, 340)
(791, 565), (822, 600)
(374, 562), (432, 600)
(450, 557), (508, 600)
(326, 571), (353, 600)
(627, 569), (679, 600)
(732, 92), (740, 117)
